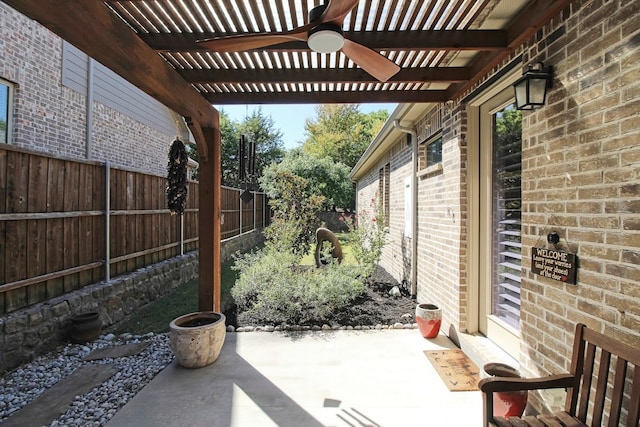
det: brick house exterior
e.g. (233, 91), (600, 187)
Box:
(351, 0), (638, 416)
(0, 3), (189, 177)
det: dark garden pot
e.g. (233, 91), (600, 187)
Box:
(483, 362), (528, 417)
(169, 311), (226, 369)
(70, 312), (102, 343)
(415, 303), (442, 338)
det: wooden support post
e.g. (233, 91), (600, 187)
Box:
(196, 121), (222, 313)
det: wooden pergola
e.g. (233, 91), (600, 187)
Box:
(3, 0), (574, 312)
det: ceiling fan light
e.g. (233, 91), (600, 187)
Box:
(308, 29), (344, 53)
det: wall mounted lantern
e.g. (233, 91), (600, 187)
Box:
(513, 62), (553, 110)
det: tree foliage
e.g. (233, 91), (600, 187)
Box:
(260, 149), (354, 210)
(187, 108), (285, 187)
(302, 104), (389, 169)
(261, 169), (325, 257)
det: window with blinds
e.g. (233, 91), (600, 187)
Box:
(491, 105), (522, 330)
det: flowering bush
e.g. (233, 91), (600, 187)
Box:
(341, 198), (388, 279)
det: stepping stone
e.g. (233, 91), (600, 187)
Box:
(82, 342), (150, 361)
(2, 363), (116, 427)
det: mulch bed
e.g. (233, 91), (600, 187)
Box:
(225, 266), (418, 328)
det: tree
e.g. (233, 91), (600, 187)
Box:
(236, 108), (285, 188)
(260, 168), (325, 257)
(186, 108), (285, 187)
(261, 149), (354, 211)
(302, 104), (389, 169)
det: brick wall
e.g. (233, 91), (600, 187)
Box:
(0, 4), (176, 177)
(354, 0), (638, 418)
(355, 116), (470, 335)
(415, 104), (468, 334)
(517, 0), (640, 413)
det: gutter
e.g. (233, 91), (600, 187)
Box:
(393, 120), (418, 298)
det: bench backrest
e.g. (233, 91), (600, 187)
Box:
(566, 323), (640, 426)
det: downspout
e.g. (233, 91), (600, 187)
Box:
(393, 120), (418, 298)
(85, 57), (94, 159)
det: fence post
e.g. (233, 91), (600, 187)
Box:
(238, 188), (243, 236)
(105, 160), (111, 282)
(253, 191), (256, 230)
(180, 214), (184, 255)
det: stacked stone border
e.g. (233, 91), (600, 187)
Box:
(0, 229), (263, 374)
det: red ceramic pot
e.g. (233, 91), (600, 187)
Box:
(483, 362), (528, 417)
(415, 303), (442, 338)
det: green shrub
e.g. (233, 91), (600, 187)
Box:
(232, 247), (364, 325)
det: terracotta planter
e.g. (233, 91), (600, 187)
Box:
(70, 312), (102, 343)
(415, 303), (442, 338)
(483, 362), (528, 417)
(169, 311), (226, 369)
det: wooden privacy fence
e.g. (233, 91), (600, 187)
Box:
(0, 146), (268, 315)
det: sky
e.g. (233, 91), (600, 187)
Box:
(214, 103), (397, 150)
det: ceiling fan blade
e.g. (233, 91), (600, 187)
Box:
(199, 26), (310, 52)
(321, 0), (360, 25)
(341, 39), (401, 83)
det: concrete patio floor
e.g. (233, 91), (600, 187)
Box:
(106, 329), (486, 427)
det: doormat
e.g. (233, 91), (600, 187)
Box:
(424, 349), (480, 391)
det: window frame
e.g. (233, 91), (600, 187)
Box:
(0, 78), (14, 144)
(417, 131), (444, 177)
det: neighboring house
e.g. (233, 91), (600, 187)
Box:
(0, 3), (191, 176)
(351, 0), (638, 414)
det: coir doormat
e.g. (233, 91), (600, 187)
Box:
(424, 349), (480, 391)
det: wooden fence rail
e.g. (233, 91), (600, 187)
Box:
(0, 146), (268, 315)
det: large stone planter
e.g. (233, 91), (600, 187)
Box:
(169, 311), (226, 368)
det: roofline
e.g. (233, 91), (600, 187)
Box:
(349, 103), (433, 181)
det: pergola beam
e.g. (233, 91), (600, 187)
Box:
(179, 67), (471, 85)
(204, 90), (449, 105)
(141, 30), (509, 52)
(447, 0), (576, 100)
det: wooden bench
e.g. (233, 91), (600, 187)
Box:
(479, 323), (640, 426)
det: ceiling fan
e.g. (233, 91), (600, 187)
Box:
(198, 0), (401, 83)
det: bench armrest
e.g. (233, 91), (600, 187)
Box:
(480, 374), (575, 427)
(479, 373), (575, 393)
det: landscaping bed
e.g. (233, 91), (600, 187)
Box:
(230, 265), (417, 328)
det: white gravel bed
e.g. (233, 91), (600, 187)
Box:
(0, 332), (173, 427)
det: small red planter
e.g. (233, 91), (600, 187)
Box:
(415, 303), (442, 338)
(483, 363), (528, 417)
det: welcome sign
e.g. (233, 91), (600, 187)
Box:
(531, 248), (577, 285)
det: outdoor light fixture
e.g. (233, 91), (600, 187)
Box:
(513, 62), (553, 110)
(307, 24), (344, 53)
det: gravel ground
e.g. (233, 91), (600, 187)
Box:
(0, 333), (173, 427)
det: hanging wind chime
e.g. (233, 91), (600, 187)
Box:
(238, 134), (256, 203)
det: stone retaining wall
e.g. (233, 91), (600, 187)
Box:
(0, 230), (264, 373)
